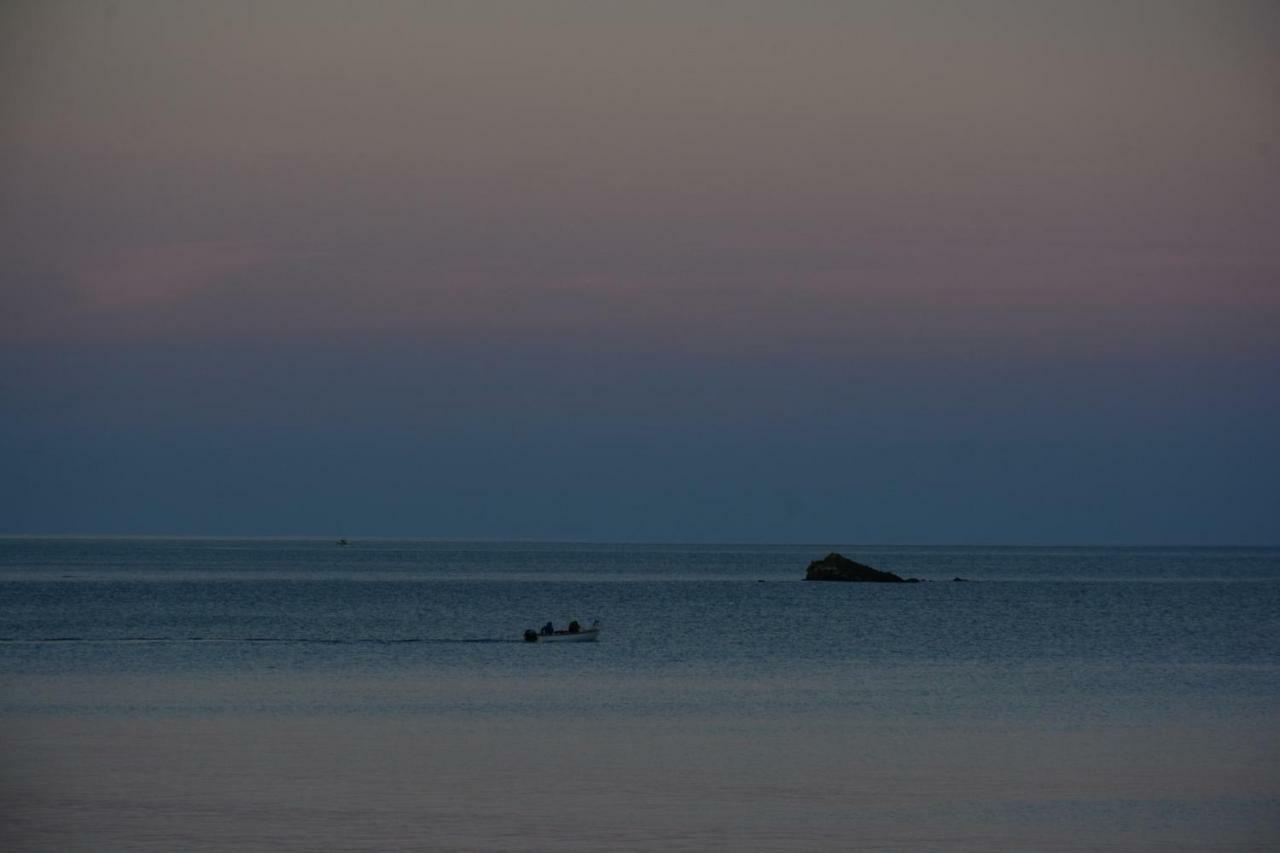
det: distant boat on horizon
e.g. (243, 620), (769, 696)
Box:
(523, 619), (601, 643)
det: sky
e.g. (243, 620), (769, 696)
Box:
(2, 0), (1278, 543)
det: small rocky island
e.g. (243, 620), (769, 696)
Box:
(804, 552), (920, 583)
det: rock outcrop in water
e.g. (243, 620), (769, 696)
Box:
(804, 552), (919, 583)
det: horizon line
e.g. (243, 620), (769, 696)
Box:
(1, 533), (1276, 549)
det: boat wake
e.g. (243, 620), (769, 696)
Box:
(0, 636), (526, 645)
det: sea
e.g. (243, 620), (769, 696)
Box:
(1, 538), (1278, 852)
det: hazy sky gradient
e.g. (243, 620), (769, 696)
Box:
(3, 0), (1278, 542)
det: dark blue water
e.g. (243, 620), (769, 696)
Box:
(3, 539), (1278, 851)
(3, 539), (1278, 717)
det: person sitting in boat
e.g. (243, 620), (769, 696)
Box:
(567, 620), (581, 634)
(541, 621), (554, 636)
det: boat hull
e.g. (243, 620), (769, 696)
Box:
(528, 628), (600, 643)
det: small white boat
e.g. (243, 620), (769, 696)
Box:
(524, 619), (601, 643)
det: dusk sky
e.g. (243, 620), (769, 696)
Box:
(3, 0), (1278, 543)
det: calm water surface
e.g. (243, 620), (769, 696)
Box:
(2, 539), (1278, 851)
